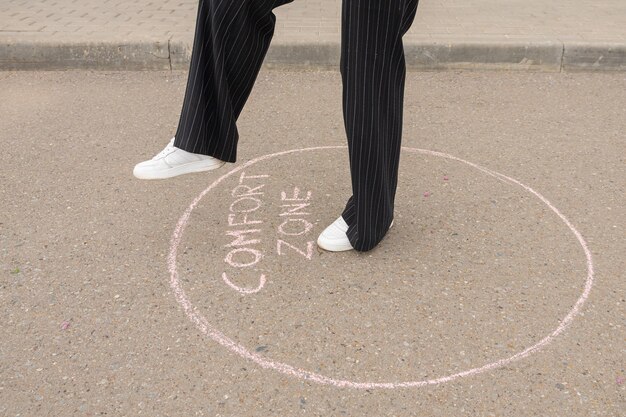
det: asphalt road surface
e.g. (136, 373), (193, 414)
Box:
(1, 68), (624, 416)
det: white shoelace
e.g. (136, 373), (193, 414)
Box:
(152, 137), (176, 160)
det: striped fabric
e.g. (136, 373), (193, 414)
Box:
(173, 0), (419, 252)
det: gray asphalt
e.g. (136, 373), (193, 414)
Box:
(0, 69), (624, 416)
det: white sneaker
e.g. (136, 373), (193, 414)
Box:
(317, 215), (394, 252)
(133, 137), (227, 179)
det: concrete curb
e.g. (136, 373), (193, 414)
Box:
(1, 38), (625, 72)
(563, 41), (626, 72)
(0, 40), (172, 71)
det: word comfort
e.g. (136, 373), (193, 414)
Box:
(222, 171), (314, 294)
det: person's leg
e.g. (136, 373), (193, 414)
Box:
(173, 0), (294, 163)
(339, 0), (419, 252)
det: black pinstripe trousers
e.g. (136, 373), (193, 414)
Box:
(173, 0), (419, 252)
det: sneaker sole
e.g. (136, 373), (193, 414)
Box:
(133, 159), (226, 180)
(316, 237), (353, 252)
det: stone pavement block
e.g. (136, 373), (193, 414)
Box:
(402, 40), (564, 72)
(563, 42), (626, 72)
(0, 40), (171, 71)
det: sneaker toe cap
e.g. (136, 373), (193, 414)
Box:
(133, 160), (164, 178)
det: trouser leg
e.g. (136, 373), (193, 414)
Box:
(340, 0), (419, 252)
(173, 0), (294, 162)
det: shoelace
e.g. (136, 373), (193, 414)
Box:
(152, 137), (176, 160)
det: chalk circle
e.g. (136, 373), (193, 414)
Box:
(167, 146), (594, 389)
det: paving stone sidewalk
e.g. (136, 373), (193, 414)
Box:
(1, 0), (625, 70)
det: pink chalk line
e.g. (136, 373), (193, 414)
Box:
(167, 146), (595, 389)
